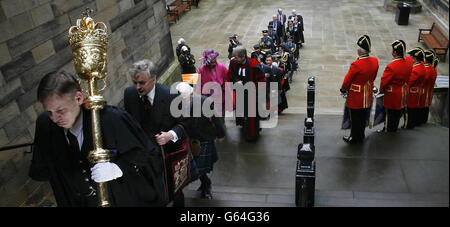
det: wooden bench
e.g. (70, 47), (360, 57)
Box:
(166, 0), (191, 23)
(167, 8), (177, 23)
(418, 22), (449, 62)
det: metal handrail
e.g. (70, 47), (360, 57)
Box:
(0, 142), (33, 153)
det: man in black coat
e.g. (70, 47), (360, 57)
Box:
(289, 9), (305, 46)
(29, 70), (165, 207)
(277, 8), (287, 41)
(228, 34), (242, 59)
(123, 59), (186, 207)
(268, 15), (282, 45)
(265, 55), (288, 113)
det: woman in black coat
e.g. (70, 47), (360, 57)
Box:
(176, 82), (226, 199)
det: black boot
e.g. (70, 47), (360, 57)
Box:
(343, 136), (360, 144)
(199, 175), (213, 200)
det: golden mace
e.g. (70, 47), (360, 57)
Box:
(68, 8), (111, 207)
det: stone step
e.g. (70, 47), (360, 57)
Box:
(184, 182), (296, 207)
(184, 182), (448, 207)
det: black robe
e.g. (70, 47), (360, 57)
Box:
(29, 106), (165, 207)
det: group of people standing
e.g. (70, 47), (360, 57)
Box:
(263, 9), (305, 56)
(341, 35), (439, 144)
(250, 8), (306, 114)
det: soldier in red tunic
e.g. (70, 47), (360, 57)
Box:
(378, 40), (412, 132)
(419, 50), (438, 125)
(404, 47), (426, 129)
(340, 35), (379, 144)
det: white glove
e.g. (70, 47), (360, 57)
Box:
(90, 162), (123, 183)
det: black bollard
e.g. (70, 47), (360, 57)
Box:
(303, 127), (315, 145)
(295, 77), (316, 207)
(303, 117), (315, 145)
(308, 76), (315, 86)
(304, 117), (314, 128)
(307, 78), (315, 107)
(307, 77), (315, 119)
(296, 143), (316, 207)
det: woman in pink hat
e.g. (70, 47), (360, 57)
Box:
(197, 49), (233, 121)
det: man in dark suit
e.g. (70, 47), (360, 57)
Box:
(265, 55), (288, 113)
(29, 70), (165, 207)
(228, 34), (242, 59)
(277, 8), (287, 41)
(268, 15), (282, 45)
(289, 9), (305, 47)
(123, 59), (186, 207)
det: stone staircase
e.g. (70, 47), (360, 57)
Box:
(184, 181), (449, 207)
(184, 182), (296, 207)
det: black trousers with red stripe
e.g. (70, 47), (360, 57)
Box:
(349, 108), (368, 141)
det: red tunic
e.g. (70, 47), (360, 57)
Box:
(405, 56), (414, 66)
(425, 66), (438, 107)
(419, 65), (433, 108)
(341, 55), (379, 109)
(380, 57), (413, 110)
(406, 63), (426, 108)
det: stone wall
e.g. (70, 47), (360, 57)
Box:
(430, 88), (449, 127)
(418, 0), (449, 33)
(0, 0), (174, 206)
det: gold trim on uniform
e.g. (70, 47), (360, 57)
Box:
(401, 83), (407, 108)
(393, 42), (403, 50)
(418, 88), (423, 106)
(350, 84), (361, 92)
(387, 85), (393, 92)
(358, 54), (370, 60)
(392, 57), (403, 62)
(392, 40), (406, 56)
(403, 109), (409, 129)
(409, 87), (419, 93)
(359, 36), (369, 48)
(363, 81), (371, 108)
(280, 52), (289, 64)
